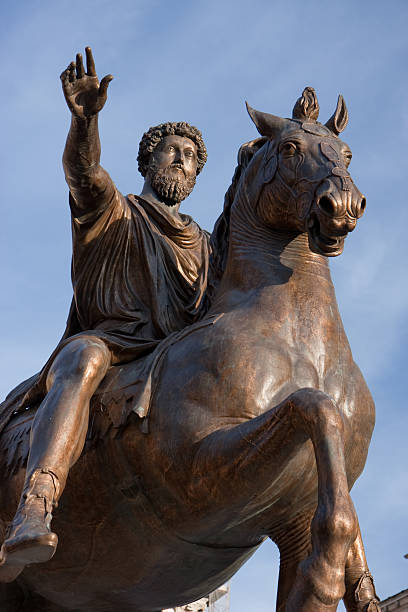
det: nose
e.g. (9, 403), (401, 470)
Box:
(352, 194), (366, 219)
(173, 148), (184, 165)
(316, 180), (366, 220)
(317, 194), (338, 217)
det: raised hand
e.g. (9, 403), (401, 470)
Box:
(60, 47), (113, 119)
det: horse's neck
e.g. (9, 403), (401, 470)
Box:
(212, 187), (342, 336)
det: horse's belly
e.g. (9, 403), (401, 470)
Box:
(18, 494), (259, 612)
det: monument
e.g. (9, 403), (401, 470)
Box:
(0, 49), (380, 611)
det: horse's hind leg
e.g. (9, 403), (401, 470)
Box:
(272, 512), (313, 612)
(343, 524), (380, 611)
(285, 389), (359, 611)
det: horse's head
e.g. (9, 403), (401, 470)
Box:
(244, 87), (366, 256)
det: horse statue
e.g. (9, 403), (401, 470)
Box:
(0, 88), (380, 611)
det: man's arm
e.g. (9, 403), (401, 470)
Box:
(60, 47), (115, 214)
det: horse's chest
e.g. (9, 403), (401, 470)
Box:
(213, 316), (354, 417)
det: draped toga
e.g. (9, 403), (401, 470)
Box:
(65, 189), (210, 362)
(0, 188), (211, 432)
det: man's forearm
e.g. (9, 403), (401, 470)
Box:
(63, 114), (100, 174)
(63, 114), (113, 211)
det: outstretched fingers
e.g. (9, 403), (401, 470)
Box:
(76, 53), (85, 79)
(60, 60), (76, 89)
(85, 46), (96, 76)
(68, 61), (76, 83)
(60, 66), (70, 87)
(60, 47), (111, 117)
(99, 74), (114, 99)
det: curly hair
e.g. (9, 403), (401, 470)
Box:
(137, 121), (207, 177)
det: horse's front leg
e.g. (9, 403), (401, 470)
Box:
(272, 512), (380, 611)
(193, 387), (362, 610)
(284, 388), (358, 611)
(343, 524), (380, 611)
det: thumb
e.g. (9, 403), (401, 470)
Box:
(99, 74), (114, 98)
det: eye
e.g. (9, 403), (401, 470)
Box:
(344, 151), (352, 167)
(166, 145), (175, 153)
(185, 150), (194, 158)
(280, 142), (297, 156)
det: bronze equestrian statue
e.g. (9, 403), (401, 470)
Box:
(0, 46), (210, 575)
(0, 52), (379, 611)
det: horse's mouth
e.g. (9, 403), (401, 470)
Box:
(307, 214), (346, 257)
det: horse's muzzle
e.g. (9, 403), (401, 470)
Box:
(307, 179), (366, 257)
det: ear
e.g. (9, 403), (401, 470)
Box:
(237, 137), (268, 167)
(246, 102), (287, 139)
(325, 95), (349, 135)
(240, 138), (277, 184)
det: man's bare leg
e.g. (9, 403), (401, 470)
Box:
(2, 337), (111, 567)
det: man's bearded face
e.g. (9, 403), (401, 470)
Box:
(147, 135), (197, 206)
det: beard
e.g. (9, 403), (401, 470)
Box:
(148, 163), (196, 206)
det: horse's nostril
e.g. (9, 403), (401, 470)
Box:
(318, 196), (336, 216)
(360, 197), (366, 213)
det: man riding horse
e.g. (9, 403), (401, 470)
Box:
(1, 47), (210, 573)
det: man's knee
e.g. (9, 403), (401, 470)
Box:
(46, 338), (111, 389)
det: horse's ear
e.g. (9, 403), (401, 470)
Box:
(237, 136), (268, 167)
(292, 87), (319, 121)
(246, 102), (287, 139)
(325, 95), (349, 135)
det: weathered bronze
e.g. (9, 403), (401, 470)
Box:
(0, 53), (379, 612)
(0, 46), (210, 577)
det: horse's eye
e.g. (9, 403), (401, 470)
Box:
(281, 142), (297, 156)
(344, 152), (352, 167)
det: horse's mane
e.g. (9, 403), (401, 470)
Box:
(207, 137), (267, 301)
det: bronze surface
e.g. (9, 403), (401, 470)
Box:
(0, 52), (378, 611)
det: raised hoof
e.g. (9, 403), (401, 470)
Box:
(345, 596), (381, 612)
(344, 572), (381, 612)
(3, 531), (58, 567)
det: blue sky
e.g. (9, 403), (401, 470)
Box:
(0, 1), (407, 609)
